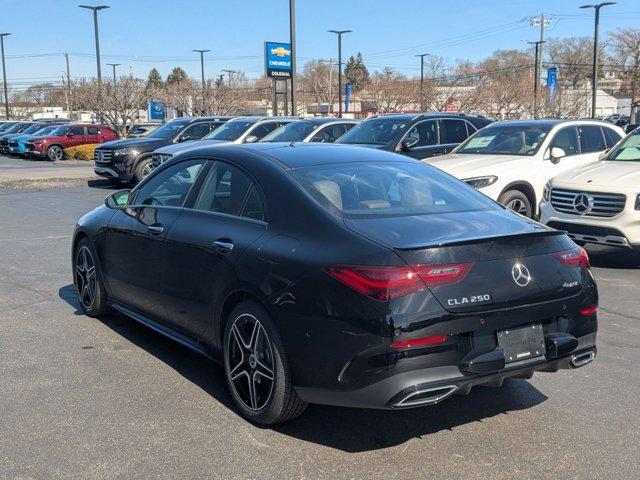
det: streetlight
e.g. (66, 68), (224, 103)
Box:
(79, 5), (109, 88)
(289, 0), (297, 116)
(580, 2), (616, 118)
(193, 49), (210, 114)
(0, 33), (10, 119)
(328, 30), (352, 117)
(415, 53), (431, 112)
(106, 63), (120, 84)
(522, 40), (545, 118)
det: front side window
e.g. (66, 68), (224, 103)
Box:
(441, 119), (469, 144)
(146, 119), (191, 139)
(292, 161), (500, 217)
(456, 125), (551, 155)
(337, 117), (409, 145)
(182, 123), (211, 140)
(133, 160), (205, 207)
(70, 126), (85, 136)
(404, 120), (438, 148)
(578, 125), (606, 153)
(248, 122), (281, 141)
(607, 130), (640, 162)
(550, 127), (580, 156)
(193, 161), (257, 218)
(87, 126), (100, 135)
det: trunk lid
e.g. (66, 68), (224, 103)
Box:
(344, 210), (583, 312)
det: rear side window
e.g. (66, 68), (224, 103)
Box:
(250, 122), (281, 140)
(183, 123), (211, 139)
(71, 126), (85, 135)
(314, 124), (350, 143)
(441, 119), (469, 144)
(579, 125), (606, 153)
(292, 161), (500, 217)
(87, 127), (100, 135)
(193, 161), (255, 217)
(602, 127), (622, 148)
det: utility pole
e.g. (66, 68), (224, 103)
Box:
(106, 63), (120, 84)
(328, 30), (351, 117)
(529, 13), (551, 117)
(0, 33), (10, 119)
(79, 5), (109, 88)
(523, 40), (545, 118)
(581, 2), (616, 118)
(415, 53), (430, 112)
(193, 49), (210, 115)
(289, 0), (297, 116)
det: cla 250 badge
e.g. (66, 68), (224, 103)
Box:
(447, 293), (493, 307)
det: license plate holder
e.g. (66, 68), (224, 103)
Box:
(497, 324), (545, 363)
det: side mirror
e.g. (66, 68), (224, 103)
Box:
(598, 148), (611, 160)
(245, 135), (258, 144)
(549, 147), (566, 164)
(398, 138), (418, 152)
(105, 189), (130, 209)
(178, 134), (191, 143)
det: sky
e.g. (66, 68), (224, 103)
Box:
(3, 0), (640, 91)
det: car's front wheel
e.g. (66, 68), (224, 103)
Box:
(499, 190), (533, 218)
(223, 301), (306, 424)
(134, 158), (153, 183)
(73, 238), (109, 317)
(46, 145), (64, 161)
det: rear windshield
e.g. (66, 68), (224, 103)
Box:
(607, 129), (640, 162)
(337, 117), (408, 145)
(291, 161), (501, 218)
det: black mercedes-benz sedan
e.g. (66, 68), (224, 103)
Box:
(72, 143), (598, 424)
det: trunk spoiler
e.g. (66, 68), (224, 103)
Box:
(394, 229), (565, 251)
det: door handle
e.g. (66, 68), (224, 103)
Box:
(147, 225), (164, 235)
(213, 239), (234, 253)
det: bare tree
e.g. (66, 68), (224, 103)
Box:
(300, 59), (336, 106)
(546, 37), (599, 89)
(361, 68), (419, 113)
(608, 28), (640, 121)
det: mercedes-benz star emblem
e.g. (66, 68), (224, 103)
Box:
(573, 193), (593, 215)
(512, 263), (532, 287)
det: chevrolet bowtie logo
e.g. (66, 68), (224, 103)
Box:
(271, 47), (291, 57)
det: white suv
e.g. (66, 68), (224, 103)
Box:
(426, 119), (624, 218)
(539, 127), (640, 251)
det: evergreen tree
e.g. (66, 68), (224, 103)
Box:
(146, 68), (163, 88)
(344, 52), (370, 91)
(166, 67), (189, 85)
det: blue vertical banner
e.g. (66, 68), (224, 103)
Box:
(345, 83), (352, 113)
(547, 67), (558, 104)
(148, 100), (165, 121)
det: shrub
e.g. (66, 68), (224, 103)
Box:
(63, 143), (100, 160)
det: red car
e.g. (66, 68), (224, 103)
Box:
(25, 123), (119, 161)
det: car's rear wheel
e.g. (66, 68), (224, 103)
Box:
(499, 190), (532, 218)
(223, 301), (306, 424)
(73, 238), (109, 317)
(134, 158), (153, 183)
(46, 145), (64, 162)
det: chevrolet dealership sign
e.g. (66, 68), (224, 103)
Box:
(265, 41), (292, 78)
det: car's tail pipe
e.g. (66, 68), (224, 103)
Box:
(570, 350), (596, 368)
(393, 385), (458, 407)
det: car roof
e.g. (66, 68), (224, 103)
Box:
(369, 112), (489, 122)
(185, 142), (415, 169)
(296, 117), (358, 125)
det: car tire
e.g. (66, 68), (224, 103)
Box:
(46, 145), (64, 162)
(73, 238), (109, 317)
(223, 301), (307, 425)
(498, 190), (533, 218)
(134, 158), (153, 183)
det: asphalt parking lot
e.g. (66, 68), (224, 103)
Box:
(0, 159), (638, 479)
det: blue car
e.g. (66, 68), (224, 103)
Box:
(8, 124), (63, 155)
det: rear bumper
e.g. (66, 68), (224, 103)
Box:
(295, 333), (596, 409)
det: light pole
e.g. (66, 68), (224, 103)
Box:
(193, 49), (210, 114)
(328, 30), (351, 118)
(580, 2), (616, 118)
(523, 40), (545, 118)
(289, 0), (297, 116)
(0, 33), (10, 119)
(79, 5), (109, 88)
(106, 63), (120, 84)
(415, 53), (430, 112)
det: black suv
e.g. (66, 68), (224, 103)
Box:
(94, 116), (233, 183)
(336, 112), (492, 159)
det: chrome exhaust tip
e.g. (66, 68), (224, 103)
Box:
(571, 350), (595, 368)
(394, 385), (458, 407)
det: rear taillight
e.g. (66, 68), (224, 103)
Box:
(324, 262), (475, 301)
(553, 247), (590, 268)
(579, 305), (598, 316)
